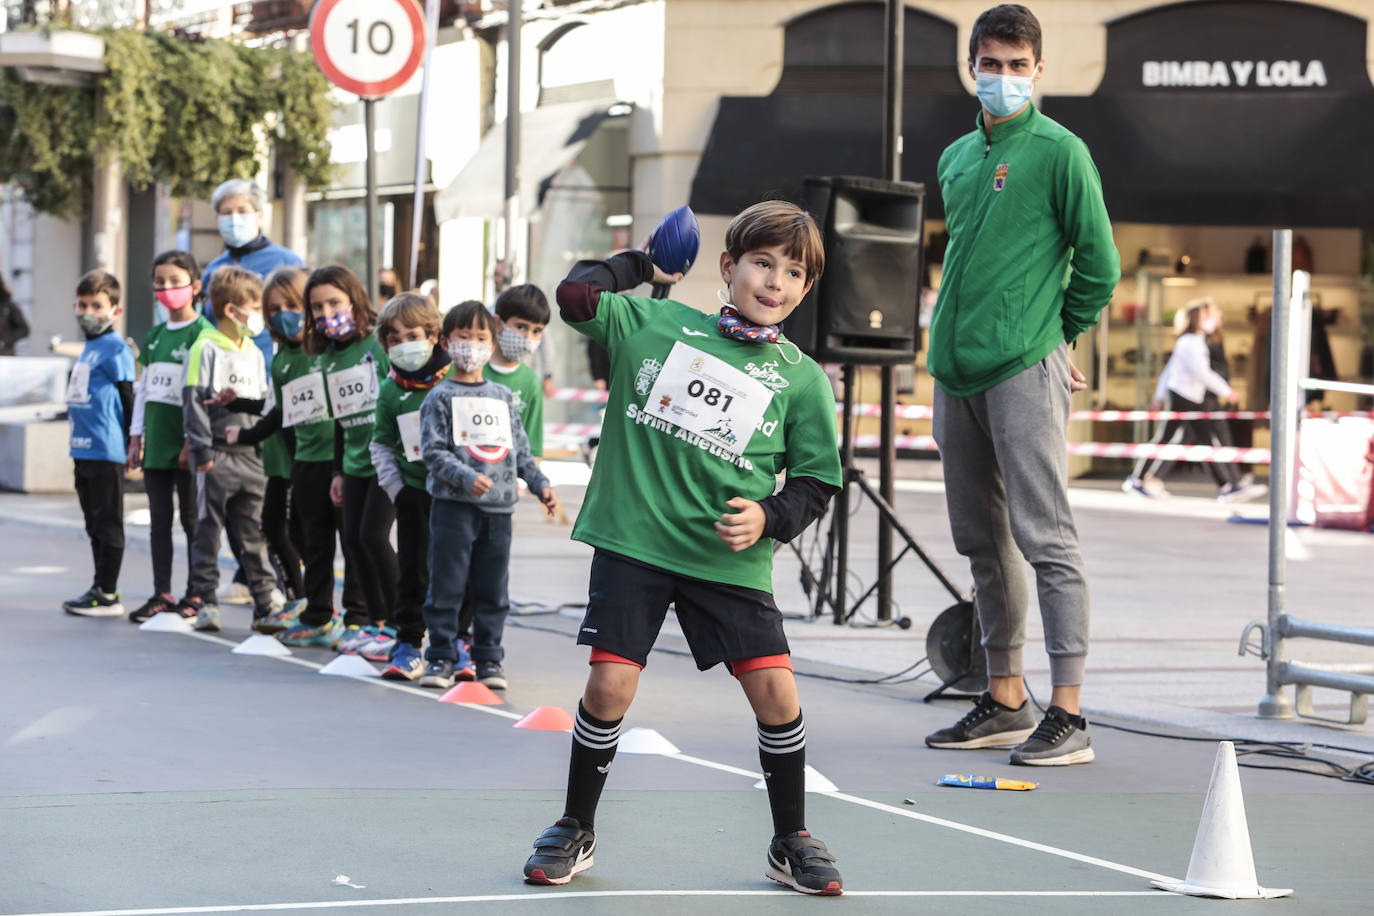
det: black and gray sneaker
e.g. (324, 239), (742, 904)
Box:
(924, 692), (1037, 749)
(419, 658), (456, 689)
(128, 594), (174, 624)
(63, 587), (124, 618)
(1009, 706), (1095, 766)
(523, 817), (596, 885)
(765, 830), (843, 896)
(477, 660), (507, 690)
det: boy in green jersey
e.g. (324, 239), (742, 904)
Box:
(483, 283), (549, 459)
(370, 293), (451, 678)
(522, 202), (844, 895)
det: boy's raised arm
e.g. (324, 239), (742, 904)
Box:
(556, 251), (655, 323)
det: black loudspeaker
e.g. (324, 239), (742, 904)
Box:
(784, 176), (925, 364)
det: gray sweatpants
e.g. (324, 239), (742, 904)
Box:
(932, 343), (1089, 687)
(189, 448), (277, 610)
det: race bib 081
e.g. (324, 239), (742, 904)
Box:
(642, 342), (774, 455)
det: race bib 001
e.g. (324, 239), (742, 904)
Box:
(144, 361), (183, 407)
(642, 342), (774, 455)
(282, 371), (328, 427)
(327, 363), (380, 418)
(397, 410), (423, 462)
(65, 361), (91, 404)
(451, 396), (513, 463)
(212, 350), (265, 399)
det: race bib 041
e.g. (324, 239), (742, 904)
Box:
(451, 396), (513, 463)
(212, 350), (265, 399)
(642, 342), (774, 455)
(144, 361), (183, 407)
(328, 363), (380, 418)
(282, 372), (329, 427)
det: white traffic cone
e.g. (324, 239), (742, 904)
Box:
(1152, 741), (1292, 899)
(231, 634), (292, 657)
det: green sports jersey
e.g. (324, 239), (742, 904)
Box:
(273, 342), (333, 463)
(373, 377), (431, 492)
(138, 315), (213, 469)
(321, 335), (389, 478)
(484, 360), (543, 457)
(569, 294), (842, 592)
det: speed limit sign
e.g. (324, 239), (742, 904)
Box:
(310, 0), (426, 98)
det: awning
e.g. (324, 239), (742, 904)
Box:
(688, 92), (970, 219)
(434, 98), (626, 223)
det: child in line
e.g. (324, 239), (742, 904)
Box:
(63, 270), (136, 617)
(302, 265), (396, 656)
(485, 283), (549, 460)
(231, 267), (311, 628)
(370, 294), (452, 678)
(126, 251), (214, 623)
(418, 301), (559, 690)
(180, 266), (281, 630)
(522, 202), (844, 895)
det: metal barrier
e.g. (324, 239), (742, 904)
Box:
(1238, 231), (1374, 725)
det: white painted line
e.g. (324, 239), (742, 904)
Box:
(0, 889), (1175, 916)
(666, 753), (761, 780)
(824, 791), (1177, 884)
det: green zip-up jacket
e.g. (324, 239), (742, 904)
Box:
(929, 103), (1120, 397)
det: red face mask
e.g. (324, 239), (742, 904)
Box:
(155, 285), (195, 312)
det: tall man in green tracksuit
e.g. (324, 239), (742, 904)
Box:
(923, 5), (1120, 766)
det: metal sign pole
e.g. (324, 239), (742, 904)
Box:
(502, 0), (522, 286)
(365, 96), (379, 305)
(1259, 229), (1294, 719)
(409, 0), (440, 288)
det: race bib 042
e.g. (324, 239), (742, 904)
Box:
(144, 361), (183, 407)
(282, 372), (329, 427)
(642, 342), (774, 455)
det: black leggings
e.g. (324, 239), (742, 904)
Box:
(292, 460), (365, 627)
(143, 466), (194, 598)
(393, 485), (430, 647)
(74, 459), (125, 593)
(262, 475), (304, 600)
(1133, 391), (1240, 487)
(341, 474), (397, 627)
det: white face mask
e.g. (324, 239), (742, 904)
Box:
(497, 326), (541, 361)
(234, 309), (265, 338)
(1199, 317), (1219, 335)
(388, 340), (432, 372)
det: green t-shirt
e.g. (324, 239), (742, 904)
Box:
(484, 360), (543, 457)
(569, 294), (842, 592)
(273, 342), (334, 464)
(373, 377), (432, 492)
(321, 334), (389, 478)
(138, 315), (213, 470)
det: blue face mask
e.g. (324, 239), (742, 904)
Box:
(975, 72), (1035, 119)
(218, 213), (259, 249)
(270, 310), (304, 340)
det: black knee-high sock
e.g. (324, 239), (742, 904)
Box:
(758, 712), (806, 836)
(563, 700), (623, 830)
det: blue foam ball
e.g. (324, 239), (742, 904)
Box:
(647, 205), (700, 277)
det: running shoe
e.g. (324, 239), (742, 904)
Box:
(171, 595), (202, 621)
(253, 598), (306, 634)
(455, 639), (476, 682)
(63, 587), (124, 618)
(217, 581), (253, 605)
(523, 817), (596, 885)
(360, 626), (397, 662)
(278, 617), (343, 649)
(1009, 706), (1095, 766)
(419, 658), (456, 689)
(382, 642), (425, 681)
(765, 830), (843, 895)
(476, 660), (507, 690)
(336, 625), (375, 655)
(194, 602), (222, 632)
(924, 692), (1037, 749)
(128, 594), (174, 624)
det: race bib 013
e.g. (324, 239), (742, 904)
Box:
(144, 361), (183, 407)
(642, 342), (774, 455)
(282, 372), (329, 427)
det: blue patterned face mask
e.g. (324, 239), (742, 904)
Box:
(320, 310), (356, 340)
(976, 72), (1034, 118)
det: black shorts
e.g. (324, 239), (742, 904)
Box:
(577, 550), (790, 671)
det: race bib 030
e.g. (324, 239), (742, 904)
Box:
(328, 363), (380, 418)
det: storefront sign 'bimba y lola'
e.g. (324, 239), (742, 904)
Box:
(1141, 59), (1327, 88)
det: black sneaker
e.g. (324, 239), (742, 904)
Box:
(419, 658), (456, 689)
(476, 660), (507, 690)
(63, 587), (124, 618)
(924, 692), (1037, 749)
(523, 817), (595, 885)
(128, 594), (174, 624)
(765, 830), (843, 896)
(1009, 706), (1095, 766)
(171, 595), (202, 621)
